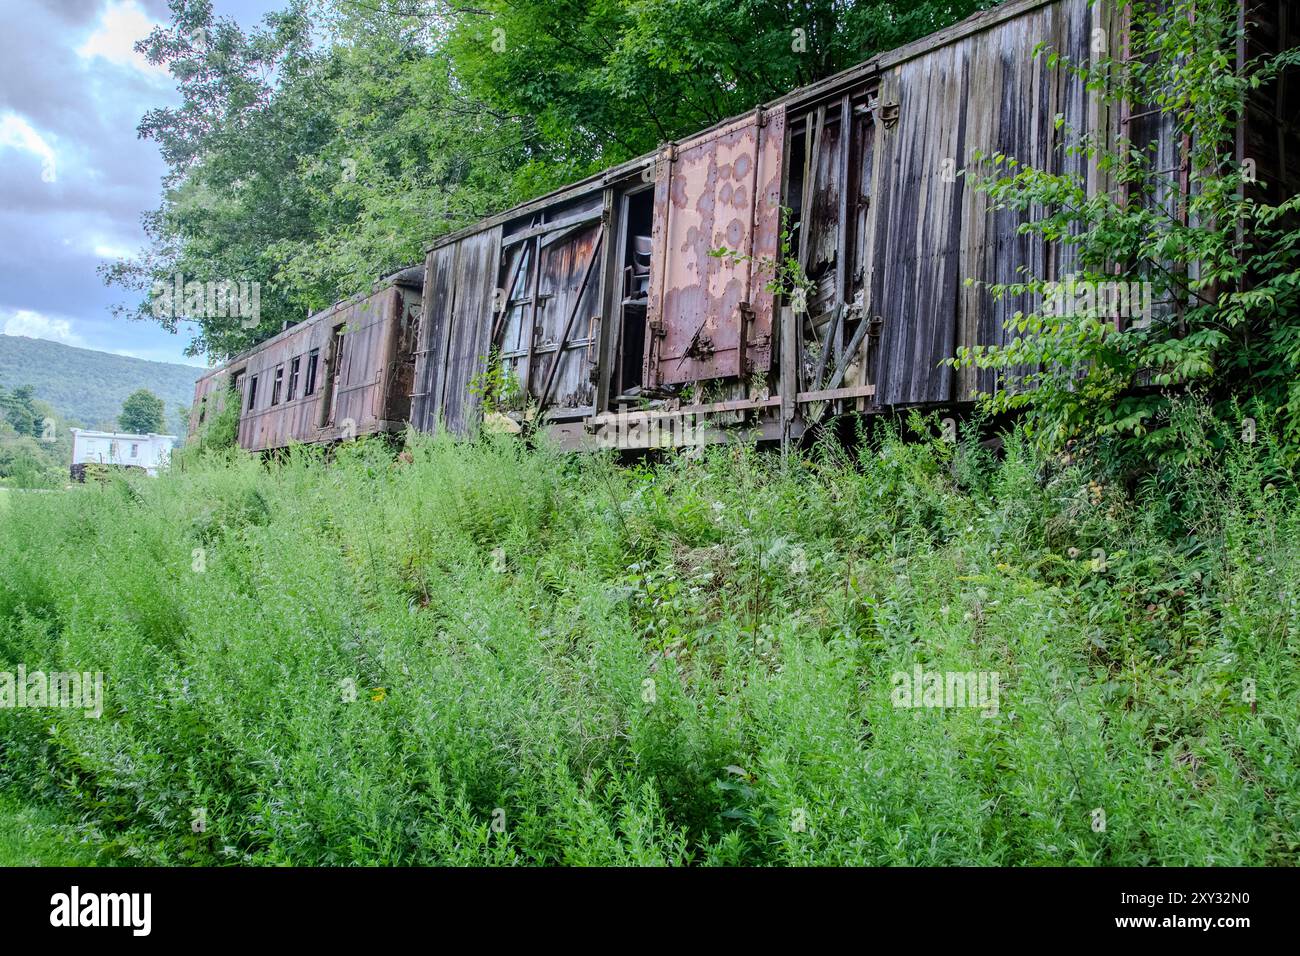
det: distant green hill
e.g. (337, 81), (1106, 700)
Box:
(0, 335), (203, 437)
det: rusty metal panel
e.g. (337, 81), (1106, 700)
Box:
(644, 109), (785, 386)
(747, 105), (786, 378)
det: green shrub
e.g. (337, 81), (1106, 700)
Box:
(0, 415), (1295, 865)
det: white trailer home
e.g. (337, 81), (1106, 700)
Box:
(69, 429), (175, 479)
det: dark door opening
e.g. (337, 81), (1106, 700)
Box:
(615, 186), (654, 399)
(318, 323), (346, 427)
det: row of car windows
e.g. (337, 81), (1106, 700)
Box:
(246, 348), (320, 412)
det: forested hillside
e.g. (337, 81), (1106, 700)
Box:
(0, 335), (200, 436)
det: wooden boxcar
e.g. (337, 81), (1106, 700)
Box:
(190, 267), (424, 451)
(406, 0), (1168, 449)
(197, 0), (1294, 453)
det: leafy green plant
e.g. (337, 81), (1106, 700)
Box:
(0, 418), (1295, 865)
(951, 0), (1300, 468)
(188, 387), (241, 454)
(468, 348), (527, 416)
(710, 206), (815, 311)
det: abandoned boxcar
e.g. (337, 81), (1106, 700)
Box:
(195, 0), (1294, 452)
(406, 0), (1173, 449)
(190, 267), (423, 451)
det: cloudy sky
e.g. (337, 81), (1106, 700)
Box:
(1, 0), (281, 368)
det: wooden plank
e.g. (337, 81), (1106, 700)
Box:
(521, 233), (543, 399)
(443, 226), (502, 433)
(503, 208), (603, 248)
(780, 305), (798, 452)
(594, 186), (622, 413)
(797, 384), (875, 403)
(537, 229), (604, 407)
(821, 317), (871, 393)
(810, 303), (842, 390)
(835, 93), (853, 378)
(413, 243), (457, 432)
(491, 244), (527, 344)
(589, 395), (780, 426)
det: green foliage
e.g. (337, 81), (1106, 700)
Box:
(447, 0), (990, 172)
(468, 348), (526, 415)
(953, 0), (1300, 467)
(0, 790), (100, 866)
(0, 415), (1296, 865)
(0, 333), (198, 436)
(711, 206), (814, 308)
(107, 0), (994, 360)
(119, 389), (166, 434)
(0, 382), (70, 488)
(184, 386), (241, 456)
(0, 384), (40, 437)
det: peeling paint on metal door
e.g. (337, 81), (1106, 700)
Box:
(644, 107), (785, 386)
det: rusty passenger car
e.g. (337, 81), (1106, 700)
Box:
(190, 268), (423, 451)
(196, 0), (1294, 452)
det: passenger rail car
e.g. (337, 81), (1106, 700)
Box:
(190, 268), (423, 451)
(193, 0), (1295, 452)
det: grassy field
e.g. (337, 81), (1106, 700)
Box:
(0, 791), (100, 866)
(0, 414), (1296, 865)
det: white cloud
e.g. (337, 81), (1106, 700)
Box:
(2, 310), (87, 347)
(93, 241), (136, 260)
(0, 112), (58, 183)
(75, 0), (168, 78)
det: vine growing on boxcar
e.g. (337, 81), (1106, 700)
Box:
(952, 0), (1300, 469)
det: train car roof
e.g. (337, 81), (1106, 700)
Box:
(420, 0), (1054, 253)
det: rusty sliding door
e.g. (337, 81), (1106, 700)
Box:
(643, 106), (786, 387)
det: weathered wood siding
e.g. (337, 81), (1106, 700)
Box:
(189, 367), (231, 436)
(496, 194), (605, 417)
(411, 226), (503, 434)
(189, 275), (421, 451)
(868, 0), (1094, 407)
(1245, 0), (1300, 208)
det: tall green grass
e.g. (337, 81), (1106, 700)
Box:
(0, 412), (1296, 865)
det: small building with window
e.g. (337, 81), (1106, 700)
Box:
(69, 429), (176, 479)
